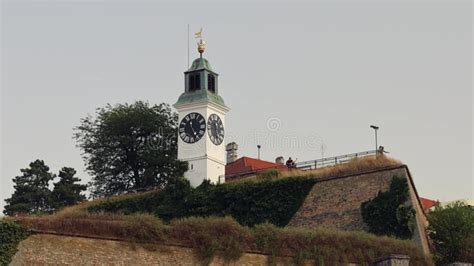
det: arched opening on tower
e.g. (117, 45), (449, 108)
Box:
(208, 74), (216, 93)
(189, 74), (200, 92)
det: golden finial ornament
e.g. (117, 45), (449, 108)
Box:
(195, 28), (206, 56)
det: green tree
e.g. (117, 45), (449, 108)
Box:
(3, 160), (55, 215)
(51, 167), (87, 209)
(428, 201), (474, 264)
(74, 101), (188, 197)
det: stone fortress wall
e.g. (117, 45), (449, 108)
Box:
(11, 165), (431, 265)
(289, 165), (430, 254)
(11, 234), (417, 266)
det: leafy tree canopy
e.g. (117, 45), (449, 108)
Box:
(4, 160), (55, 215)
(428, 201), (474, 264)
(74, 101), (187, 197)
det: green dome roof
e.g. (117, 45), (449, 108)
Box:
(186, 57), (215, 73)
(175, 89), (227, 108)
(175, 56), (227, 109)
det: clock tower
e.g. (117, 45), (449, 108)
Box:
(173, 34), (230, 187)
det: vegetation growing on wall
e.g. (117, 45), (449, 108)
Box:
(361, 176), (415, 239)
(256, 169), (281, 180)
(251, 222), (429, 265)
(169, 216), (249, 265)
(0, 220), (29, 265)
(12, 213), (432, 265)
(88, 176), (317, 227)
(186, 176), (316, 227)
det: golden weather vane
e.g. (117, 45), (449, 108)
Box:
(195, 27), (206, 56)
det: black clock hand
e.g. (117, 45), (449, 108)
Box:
(189, 121), (197, 135)
(212, 123), (218, 137)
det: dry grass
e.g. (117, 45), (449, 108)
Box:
(281, 155), (402, 180)
(252, 223), (430, 265)
(232, 155), (402, 184)
(56, 189), (161, 215)
(9, 213), (431, 265)
(11, 212), (165, 243)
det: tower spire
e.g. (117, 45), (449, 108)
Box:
(195, 27), (205, 57)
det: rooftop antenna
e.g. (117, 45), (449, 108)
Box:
(321, 141), (326, 167)
(187, 24), (190, 68)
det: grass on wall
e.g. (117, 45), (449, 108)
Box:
(227, 155), (403, 184)
(11, 213), (431, 265)
(280, 155), (401, 179)
(0, 220), (29, 265)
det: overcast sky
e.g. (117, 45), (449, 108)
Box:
(1, 0), (472, 213)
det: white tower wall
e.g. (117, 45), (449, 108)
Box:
(175, 101), (229, 187)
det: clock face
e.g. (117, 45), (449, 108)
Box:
(207, 114), (224, 145)
(179, 112), (206, 144)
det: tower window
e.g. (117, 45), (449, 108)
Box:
(189, 74), (200, 92)
(208, 74), (215, 93)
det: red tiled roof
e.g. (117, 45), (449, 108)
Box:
(225, 156), (287, 177)
(420, 197), (439, 211)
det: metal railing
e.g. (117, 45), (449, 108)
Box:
(221, 150), (378, 183)
(296, 150), (377, 170)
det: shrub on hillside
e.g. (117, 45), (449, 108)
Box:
(89, 176), (317, 227)
(169, 216), (250, 264)
(186, 176), (316, 227)
(88, 191), (165, 214)
(16, 213), (165, 243)
(0, 220), (29, 265)
(361, 176), (415, 239)
(153, 177), (192, 221)
(256, 169), (281, 181)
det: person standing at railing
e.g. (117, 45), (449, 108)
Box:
(286, 157), (297, 169)
(377, 146), (389, 155)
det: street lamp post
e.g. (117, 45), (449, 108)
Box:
(257, 145), (261, 160)
(370, 125), (379, 154)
